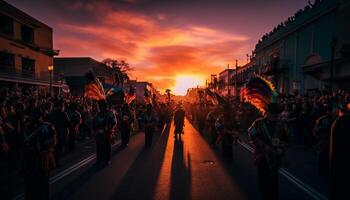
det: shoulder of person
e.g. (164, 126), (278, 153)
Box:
(251, 117), (265, 127)
(248, 117), (265, 135)
(316, 115), (328, 121)
(107, 111), (116, 117)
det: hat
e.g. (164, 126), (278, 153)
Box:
(54, 96), (64, 107)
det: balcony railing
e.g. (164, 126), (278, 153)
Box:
(0, 65), (61, 85)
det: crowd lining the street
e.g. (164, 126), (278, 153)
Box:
(1, 83), (349, 200)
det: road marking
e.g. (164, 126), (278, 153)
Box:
(11, 126), (172, 200)
(237, 140), (328, 200)
(12, 140), (123, 200)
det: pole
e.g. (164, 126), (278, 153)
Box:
(235, 60), (238, 97)
(330, 38), (336, 93)
(49, 70), (52, 97)
(227, 64), (230, 97)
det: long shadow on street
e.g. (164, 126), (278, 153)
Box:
(169, 138), (192, 200)
(111, 123), (171, 200)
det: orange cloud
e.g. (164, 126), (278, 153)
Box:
(55, 10), (251, 93)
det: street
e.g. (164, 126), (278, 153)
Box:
(12, 118), (327, 200)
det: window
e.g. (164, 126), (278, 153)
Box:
(0, 14), (14, 36)
(0, 51), (15, 73)
(22, 58), (35, 76)
(21, 25), (34, 44)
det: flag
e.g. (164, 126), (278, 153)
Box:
(205, 89), (225, 105)
(84, 72), (106, 101)
(106, 86), (123, 96)
(124, 86), (136, 104)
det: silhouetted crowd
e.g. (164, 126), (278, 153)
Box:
(0, 85), (175, 199)
(185, 89), (349, 200)
(258, 0), (322, 45)
(0, 86), (96, 170)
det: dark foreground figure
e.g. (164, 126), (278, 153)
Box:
(118, 103), (133, 147)
(22, 109), (56, 200)
(329, 108), (350, 200)
(142, 104), (156, 148)
(93, 100), (117, 165)
(248, 103), (288, 200)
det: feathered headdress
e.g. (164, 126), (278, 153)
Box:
(240, 74), (278, 114)
(84, 72), (106, 101)
(205, 88), (226, 105)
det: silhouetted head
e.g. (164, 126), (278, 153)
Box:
(98, 100), (107, 110)
(54, 96), (64, 109)
(146, 104), (152, 112)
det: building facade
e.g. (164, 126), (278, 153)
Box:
(54, 57), (114, 95)
(217, 68), (235, 96)
(0, 0), (60, 88)
(124, 80), (158, 103)
(252, 0), (350, 94)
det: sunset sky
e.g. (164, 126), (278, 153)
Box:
(9, 0), (309, 94)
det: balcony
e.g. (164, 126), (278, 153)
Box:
(0, 65), (61, 87)
(261, 58), (288, 75)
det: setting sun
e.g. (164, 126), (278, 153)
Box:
(172, 75), (205, 96)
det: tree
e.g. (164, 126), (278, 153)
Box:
(102, 58), (133, 86)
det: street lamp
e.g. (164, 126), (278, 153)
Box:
(48, 65), (54, 97)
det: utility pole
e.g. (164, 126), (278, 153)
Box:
(235, 60), (238, 98)
(227, 64), (230, 97)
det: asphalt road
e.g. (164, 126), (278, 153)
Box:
(33, 119), (327, 200)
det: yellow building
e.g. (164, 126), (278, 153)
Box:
(0, 0), (61, 88)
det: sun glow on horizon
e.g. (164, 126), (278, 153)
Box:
(172, 75), (205, 96)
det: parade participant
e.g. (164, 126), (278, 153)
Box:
(41, 101), (53, 122)
(47, 97), (70, 167)
(0, 116), (10, 165)
(206, 111), (217, 146)
(21, 109), (56, 200)
(142, 104), (156, 148)
(173, 104), (185, 140)
(118, 103), (133, 147)
(67, 103), (82, 152)
(248, 103), (288, 200)
(329, 104), (350, 200)
(92, 100), (117, 165)
(242, 75), (288, 200)
(221, 103), (238, 158)
(196, 104), (206, 133)
(313, 102), (335, 177)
